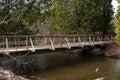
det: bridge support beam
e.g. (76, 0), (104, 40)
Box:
(111, 36), (115, 43)
(29, 37), (35, 52)
(78, 37), (83, 47)
(5, 38), (9, 55)
(89, 37), (94, 46)
(49, 37), (55, 50)
(65, 37), (71, 49)
(97, 37), (102, 44)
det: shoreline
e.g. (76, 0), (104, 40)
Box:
(0, 43), (119, 80)
(104, 43), (120, 58)
(0, 67), (29, 80)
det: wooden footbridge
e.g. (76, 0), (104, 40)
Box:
(0, 34), (115, 55)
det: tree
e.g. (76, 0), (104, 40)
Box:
(48, 0), (73, 34)
(49, 0), (113, 35)
(0, 0), (113, 35)
(0, 0), (51, 35)
(115, 0), (120, 45)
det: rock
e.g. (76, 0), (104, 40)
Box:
(95, 67), (99, 72)
(94, 77), (105, 80)
(0, 67), (29, 80)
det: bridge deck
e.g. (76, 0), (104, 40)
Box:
(0, 34), (115, 54)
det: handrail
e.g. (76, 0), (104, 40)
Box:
(0, 34), (115, 38)
(0, 34), (115, 54)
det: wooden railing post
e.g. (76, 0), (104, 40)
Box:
(83, 36), (86, 45)
(15, 35), (17, 51)
(3, 37), (5, 52)
(45, 37), (47, 48)
(35, 36), (38, 49)
(26, 36), (28, 51)
(73, 37), (75, 44)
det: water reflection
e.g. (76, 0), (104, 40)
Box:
(0, 52), (80, 74)
(109, 60), (120, 80)
(0, 52), (120, 80)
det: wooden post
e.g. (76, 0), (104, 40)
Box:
(45, 37), (47, 48)
(100, 36), (103, 45)
(3, 37), (5, 52)
(60, 37), (63, 47)
(35, 36), (38, 49)
(15, 35), (17, 51)
(73, 37), (75, 44)
(83, 36), (86, 45)
(26, 36), (28, 51)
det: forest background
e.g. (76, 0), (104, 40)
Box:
(0, 0), (114, 35)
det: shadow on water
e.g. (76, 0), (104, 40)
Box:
(0, 51), (82, 74)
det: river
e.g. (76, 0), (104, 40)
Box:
(0, 51), (120, 80)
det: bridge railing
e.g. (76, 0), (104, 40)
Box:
(0, 34), (115, 54)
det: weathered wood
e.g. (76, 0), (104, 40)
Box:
(26, 36), (28, 50)
(0, 34), (115, 54)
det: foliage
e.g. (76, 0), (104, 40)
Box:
(0, 0), (51, 35)
(115, 0), (120, 44)
(0, 0), (113, 35)
(48, 0), (113, 35)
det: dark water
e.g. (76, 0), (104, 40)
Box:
(0, 52), (120, 80)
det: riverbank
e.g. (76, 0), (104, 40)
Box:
(0, 67), (29, 80)
(0, 44), (119, 80)
(104, 43), (120, 58)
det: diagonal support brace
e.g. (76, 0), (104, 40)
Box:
(65, 37), (71, 49)
(78, 37), (84, 47)
(5, 38), (9, 55)
(49, 37), (55, 50)
(29, 37), (35, 52)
